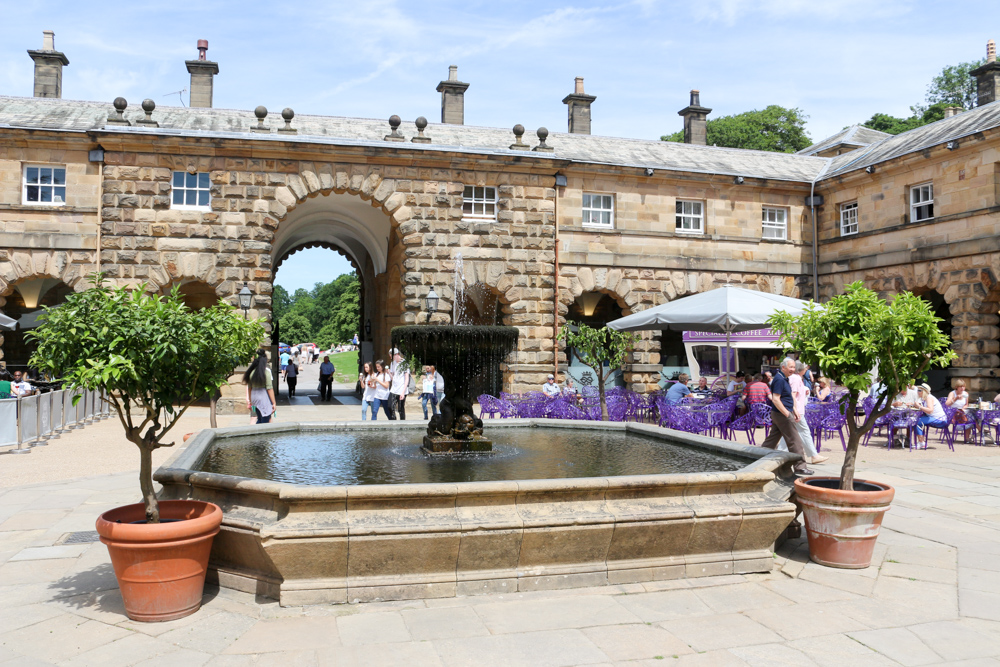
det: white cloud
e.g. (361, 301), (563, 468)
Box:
(692, 0), (912, 24)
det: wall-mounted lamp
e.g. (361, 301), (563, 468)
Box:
(365, 319), (372, 337)
(578, 292), (603, 318)
(425, 287), (439, 323)
(946, 140), (959, 150)
(734, 176), (745, 185)
(644, 167), (655, 177)
(865, 165), (877, 174)
(554, 173), (568, 187)
(238, 282), (253, 319)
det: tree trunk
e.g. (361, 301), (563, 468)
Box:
(139, 445), (160, 524)
(597, 375), (608, 421)
(839, 430), (861, 491)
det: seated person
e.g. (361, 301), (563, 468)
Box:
(743, 374), (770, 407)
(763, 371), (773, 384)
(11, 371), (34, 397)
(562, 378), (578, 396)
(892, 384), (919, 408)
(945, 379), (969, 410)
(816, 377), (832, 402)
(914, 383), (948, 448)
(727, 371), (747, 396)
(665, 374), (691, 405)
(692, 376), (709, 393)
(541, 374), (561, 397)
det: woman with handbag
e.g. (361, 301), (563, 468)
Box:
(360, 362), (375, 420)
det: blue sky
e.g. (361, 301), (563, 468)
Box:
(4, 0), (995, 292)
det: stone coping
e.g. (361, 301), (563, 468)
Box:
(156, 418), (800, 501)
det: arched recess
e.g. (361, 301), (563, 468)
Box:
(160, 280), (222, 311)
(1, 279), (74, 370)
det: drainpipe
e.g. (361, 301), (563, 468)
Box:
(89, 145), (105, 277)
(552, 181), (561, 379)
(810, 180), (819, 301)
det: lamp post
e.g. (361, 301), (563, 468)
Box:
(425, 287), (439, 324)
(238, 282), (253, 320)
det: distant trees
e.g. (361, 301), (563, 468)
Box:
(275, 274), (360, 346)
(661, 105), (811, 153)
(861, 103), (948, 136)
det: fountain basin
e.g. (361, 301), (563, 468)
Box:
(155, 420), (798, 606)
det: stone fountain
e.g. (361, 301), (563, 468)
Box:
(392, 324), (518, 453)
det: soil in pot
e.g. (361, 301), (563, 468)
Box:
(794, 476), (894, 569)
(96, 500), (222, 622)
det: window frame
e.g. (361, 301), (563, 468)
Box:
(675, 199), (704, 234)
(581, 192), (615, 229)
(22, 164), (67, 206)
(462, 185), (498, 221)
(761, 206), (788, 241)
(840, 201), (859, 236)
(909, 182), (934, 223)
(170, 171), (213, 211)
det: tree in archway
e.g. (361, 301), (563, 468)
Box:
(279, 312), (312, 345)
(560, 322), (638, 421)
(272, 285), (292, 322)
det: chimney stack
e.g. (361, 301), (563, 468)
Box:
(436, 66), (470, 125)
(185, 39), (219, 108)
(945, 106), (962, 118)
(562, 77), (597, 134)
(677, 90), (712, 145)
(27, 30), (69, 99)
(972, 39), (1000, 107)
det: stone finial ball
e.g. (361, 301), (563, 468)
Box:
(513, 124), (525, 136)
(282, 107), (294, 121)
(537, 127), (549, 141)
(141, 98), (155, 113)
(113, 97), (127, 111)
(254, 106), (268, 119)
(389, 115), (401, 128)
(415, 116), (428, 130)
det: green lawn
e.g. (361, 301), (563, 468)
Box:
(324, 350), (360, 384)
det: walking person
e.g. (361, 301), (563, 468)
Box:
(777, 361), (828, 464)
(283, 357), (298, 398)
(360, 362), (376, 420)
(421, 365), (438, 418)
(244, 350), (276, 424)
(319, 355), (335, 401)
(389, 349), (410, 420)
(432, 365), (445, 406)
(372, 359), (395, 420)
(758, 357), (813, 475)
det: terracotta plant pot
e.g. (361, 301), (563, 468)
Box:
(96, 500), (223, 622)
(794, 476), (894, 569)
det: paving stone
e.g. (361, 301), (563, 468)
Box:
(884, 544), (958, 569)
(961, 591), (1000, 622)
(431, 629), (607, 667)
(880, 560), (958, 584)
(0, 510), (69, 531)
(797, 566), (877, 596)
(847, 627), (943, 665)
(472, 595), (640, 634)
(336, 611), (410, 645)
(255, 649), (320, 666)
(693, 582), (795, 613)
(316, 641), (443, 667)
(580, 623), (693, 661)
(660, 613), (782, 652)
(0, 557), (77, 585)
(614, 589), (715, 622)
(727, 642), (818, 666)
(872, 575), (958, 617)
(0, 601), (64, 635)
(117, 605), (219, 637)
(744, 602), (869, 640)
(788, 633), (899, 666)
(908, 620), (1000, 661)
(158, 610), (258, 654)
(400, 605), (490, 640)
(60, 632), (176, 667)
(132, 648), (214, 667)
(960, 567), (1000, 593)
(224, 616), (340, 653)
(760, 577), (858, 604)
(0, 614), (130, 663)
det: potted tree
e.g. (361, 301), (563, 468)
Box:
(29, 277), (263, 621)
(560, 322), (637, 420)
(768, 282), (955, 568)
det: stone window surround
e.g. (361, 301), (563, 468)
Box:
(581, 192), (614, 229)
(761, 205), (788, 241)
(840, 201), (859, 236)
(170, 170), (212, 211)
(909, 181), (934, 223)
(675, 199), (705, 235)
(461, 185), (497, 221)
(22, 163), (67, 206)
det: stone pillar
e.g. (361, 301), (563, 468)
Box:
(677, 90), (712, 145)
(562, 77), (597, 135)
(185, 40), (219, 108)
(436, 66), (470, 125)
(27, 31), (69, 99)
(972, 40), (1000, 107)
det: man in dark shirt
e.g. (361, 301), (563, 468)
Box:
(319, 356), (335, 401)
(758, 358), (813, 474)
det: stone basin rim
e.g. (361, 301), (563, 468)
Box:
(155, 418), (800, 500)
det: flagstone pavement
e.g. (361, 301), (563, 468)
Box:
(2, 406), (1000, 665)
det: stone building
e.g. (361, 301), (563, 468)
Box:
(2, 33), (1000, 395)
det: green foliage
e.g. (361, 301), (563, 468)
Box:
(279, 312), (313, 345)
(28, 275), (264, 522)
(272, 284), (292, 321)
(925, 59), (984, 111)
(768, 282), (955, 489)
(560, 322), (638, 420)
(661, 105), (811, 153)
(862, 103), (949, 136)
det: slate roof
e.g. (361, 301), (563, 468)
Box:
(2, 95), (1000, 185)
(796, 124), (891, 156)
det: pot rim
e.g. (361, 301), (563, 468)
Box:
(96, 499), (222, 544)
(794, 476), (895, 503)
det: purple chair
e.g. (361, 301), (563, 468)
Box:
(819, 403), (848, 451)
(729, 410), (759, 445)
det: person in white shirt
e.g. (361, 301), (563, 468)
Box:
(360, 362), (376, 420)
(727, 371), (747, 396)
(420, 366), (438, 419)
(914, 383), (947, 448)
(389, 349), (410, 420)
(372, 359), (395, 420)
(432, 365), (445, 405)
(542, 374), (561, 397)
(11, 371), (34, 396)
(892, 384), (919, 408)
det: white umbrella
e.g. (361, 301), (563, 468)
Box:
(607, 285), (812, 379)
(0, 311), (15, 331)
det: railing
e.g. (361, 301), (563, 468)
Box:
(0, 388), (111, 454)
